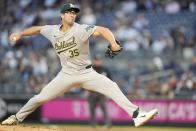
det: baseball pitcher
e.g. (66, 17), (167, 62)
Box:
(2, 3), (158, 127)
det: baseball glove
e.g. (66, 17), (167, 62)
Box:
(105, 40), (123, 58)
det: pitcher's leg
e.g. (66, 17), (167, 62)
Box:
(83, 71), (138, 117)
(16, 72), (74, 122)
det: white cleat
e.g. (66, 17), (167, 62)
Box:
(1, 115), (18, 125)
(133, 109), (158, 127)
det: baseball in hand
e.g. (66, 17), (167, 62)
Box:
(10, 36), (17, 45)
(13, 37), (17, 41)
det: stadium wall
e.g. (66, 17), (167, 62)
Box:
(41, 98), (196, 125)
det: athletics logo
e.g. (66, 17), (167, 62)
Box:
(55, 37), (77, 54)
(85, 25), (94, 32)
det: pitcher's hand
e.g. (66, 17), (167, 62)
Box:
(9, 33), (22, 43)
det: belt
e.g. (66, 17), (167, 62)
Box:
(85, 64), (92, 69)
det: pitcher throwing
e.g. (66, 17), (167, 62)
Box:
(2, 3), (158, 127)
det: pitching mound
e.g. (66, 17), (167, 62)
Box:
(0, 124), (62, 131)
(0, 124), (109, 131)
(1, 124), (195, 131)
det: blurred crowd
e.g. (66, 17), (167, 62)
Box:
(0, 0), (196, 99)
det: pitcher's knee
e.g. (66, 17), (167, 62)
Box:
(31, 95), (49, 104)
(111, 82), (119, 88)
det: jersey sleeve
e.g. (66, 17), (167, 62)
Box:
(79, 24), (97, 41)
(40, 25), (53, 41)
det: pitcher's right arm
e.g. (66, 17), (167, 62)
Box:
(9, 26), (43, 43)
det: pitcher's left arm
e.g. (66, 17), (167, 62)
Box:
(92, 26), (123, 58)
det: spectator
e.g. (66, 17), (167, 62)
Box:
(165, 0), (181, 14)
(133, 13), (149, 31)
(189, 1), (196, 12)
(146, 79), (161, 98)
(121, 0), (137, 14)
(80, 7), (96, 25)
(141, 29), (152, 50)
(151, 35), (167, 55)
(189, 56), (196, 76)
(175, 71), (195, 99)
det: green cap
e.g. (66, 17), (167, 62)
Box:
(60, 3), (80, 13)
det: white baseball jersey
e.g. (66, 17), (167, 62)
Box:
(40, 22), (96, 74)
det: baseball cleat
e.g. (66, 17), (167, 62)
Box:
(1, 115), (18, 125)
(133, 108), (158, 127)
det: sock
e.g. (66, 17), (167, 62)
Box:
(132, 107), (139, 118)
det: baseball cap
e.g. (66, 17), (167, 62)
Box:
(60, 3), (80, 13)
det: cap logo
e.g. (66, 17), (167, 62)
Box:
(70, 4), (74, 8)
(60, 3), (80, 13)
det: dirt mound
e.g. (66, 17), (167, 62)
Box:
(0, 124), (106, 131)
(0, 124), (61, 131)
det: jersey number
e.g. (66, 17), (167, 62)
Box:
(69, 49), (79, 58)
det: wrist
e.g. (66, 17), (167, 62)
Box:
(110, 42), (117, 47)
(19, 32), (24, 37)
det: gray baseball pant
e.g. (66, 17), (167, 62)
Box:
(16, 69), (138, 121)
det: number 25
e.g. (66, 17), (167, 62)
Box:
(69, 49), (79, 58)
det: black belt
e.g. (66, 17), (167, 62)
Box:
(85, 64), (92, 69)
